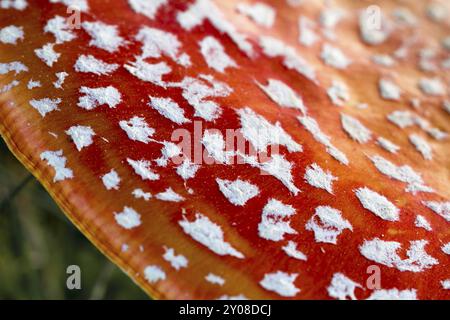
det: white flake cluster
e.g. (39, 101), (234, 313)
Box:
(306, 206), (352, 244)
(179, 213), (244, 259)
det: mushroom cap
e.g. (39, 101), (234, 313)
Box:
(0, 0), (449, 299)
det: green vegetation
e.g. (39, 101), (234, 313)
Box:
(0, 140), (147, 299)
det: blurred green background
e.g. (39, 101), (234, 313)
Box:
(0, 140), (147, 299)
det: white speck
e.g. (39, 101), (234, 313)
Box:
(128, 0), (167, 19)
(372, 54), (395, 67)
(355, 187), (399, 221)
(418, 49), (437, 72)
(30, 98), (61, 117)
(216, 178), (259, 206)
(114, 207), (141, 229)
(320, 43), (351, 69)
(409, 134), (432, 160)
(260, 271), (299, 297)
(199, 36), (237, 73)
(172, 75), (232, 121)
(155, 188), (185, 202)
(357, 102), (368, 108)
(327, 80), (349, 107)
(443, 36), (450, 51)
(78, 86), (122, 110)
(205, 273), (225, 286)
(442, 243), (450, 255)
(298, 16), (318, 47)
(359, 10), (389, 45)
(241, 153), (300, 195)
(443, 100), (450, 114)
(422, 201), (450, 222)
(414, 215), (432, 231)
(327, 273), (361, 300)
(418, 48), (435, 59)
(416, 47), (435, 63)
(44, 15), (76, 43)
(282, 241), (307, 261)
(155, 141), (181, 167)
(0, 0), (28, 10)
(74, 54), (118, 75)
(426, 3), (447, 22)
(49, 0), (89, 12)
(53, 71), (68, 89)
(177, 0), (254, 57)
(394, 44), (408, 59)
(393, 7), (417, 26)
(359, 238), (438, 272)
(320, 8), (345, 29)
(119, 116), (154, 144)
(369, 155), (432, 194)
(0, 25), (23, 44)
(135, 26), (190, 66)
(387, 110), (416, 128)
(287, 0), (302, 6)
(441, 280), (450, 290)
(40, 150), (73, 182)
(238, 107), (302, 154)
(0, 80), (19, 93)
(0, 61), (27, 75)
(163, 247), (188, 270)
(418, 78), (445, 96)
(175, 0), (203, 29)
(442, 57), (450, 69)
(367, 288), (417, 300)
(132, 188), (152, 201)
(144, 265), (166, 283)
(82, 21), (124, 53)
(377, 137), (400, 154)
(306, 206), (352, 244)
(179, 213), (244, 259)
(426, 127), (448, 141)
(124, 60), (171, 86)
(149, 96), (190, 125)
(257, 79), (306, 114)
(258, 198), (296, 242)
(298, 116), (349, 165)
(202, 130), (231, 164)
(379, 79), (401, 101)
(35, 43), (60, 67)
(386, 111), (446, 141)
(304, 163), (337, 194)
(176, 159), (200, 180)
(127, 158), (159, 181)
(259, 35), (316, 82)
(326, 147), (349, 167)
(236, 2), (275, 28)
(66, 125), (95, 151)
(102, 170), (120, 190)
(121, 244), (129, 252)
(341, 114), (372, 144)
(395, 46), (409, 62)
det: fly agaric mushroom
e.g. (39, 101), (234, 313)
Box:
(0, 0), (450, 300)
